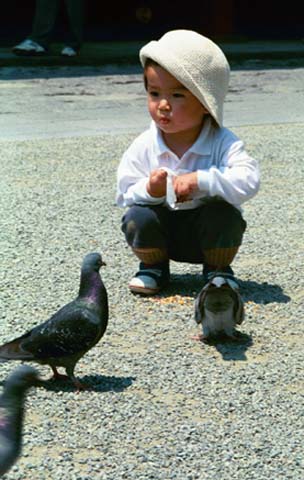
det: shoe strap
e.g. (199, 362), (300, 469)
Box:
(205, 271), (239, 290)
(206, 271), (235, 280)
(135, 268), (163, 280)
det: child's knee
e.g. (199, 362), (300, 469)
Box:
(202, 201), (246, 239)
(122, 206), (155, 240)
(121, 205), (165, 247)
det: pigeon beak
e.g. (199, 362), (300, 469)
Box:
(101, 261), (106, 266)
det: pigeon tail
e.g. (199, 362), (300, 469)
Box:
(0, 335), (34, 362)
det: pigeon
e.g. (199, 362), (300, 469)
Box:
(0, 252), (108, 390)
(0, 365), (39, 476)
(194, 275), (244, 341)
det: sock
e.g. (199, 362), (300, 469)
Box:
(132, 247), (168, 265)
(203, 247), (239, 267)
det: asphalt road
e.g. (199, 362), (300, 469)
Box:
(1, 64), (304, 141)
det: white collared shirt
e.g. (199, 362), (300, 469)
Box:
(116, 118), (260, 211)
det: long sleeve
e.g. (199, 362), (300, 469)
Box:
(116, 130), (166, 207)
(116, 121), (260, 211)
(197, 136), (260, 207)
(117, 173), (165, 207)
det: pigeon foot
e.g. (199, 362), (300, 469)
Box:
(71, 377), (91, 393)
(191, 331), (244, 344)
(50, 366), (69, 381)
(50, 367), (89, 391)
(51, 372), (70, 381)
(191, 333), (208, 343)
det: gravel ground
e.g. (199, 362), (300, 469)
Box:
(0, 124), (303, 479)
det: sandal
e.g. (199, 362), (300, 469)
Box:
(129, 261), (170, 295)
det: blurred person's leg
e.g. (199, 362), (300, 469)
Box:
(63, 0), (84, 52)
(12, 0), (59, 55)
(30, 0), (60, 49)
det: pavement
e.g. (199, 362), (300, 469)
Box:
(1, 37), (304, 142)
(1, 49), (303, 142)
(1, 39), (304, 68)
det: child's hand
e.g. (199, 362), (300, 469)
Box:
(147, 169), (168, 197)
(173, 172), (198, 202)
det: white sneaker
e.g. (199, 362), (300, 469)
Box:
(12, 39), (46, 55)
(61, 46), (77, 57)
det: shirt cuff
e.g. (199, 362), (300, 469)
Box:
(197, 170), (209, 193)
(134, 178), (166, 204)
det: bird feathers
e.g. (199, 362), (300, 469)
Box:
(0, 253), (108, 387)
(0, 333), (35, 362)
(13, 303), (103, 361)
(195, 275), (245, 339)
(0, 366), (39, 476)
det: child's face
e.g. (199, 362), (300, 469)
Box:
(145, 64), (208, 136)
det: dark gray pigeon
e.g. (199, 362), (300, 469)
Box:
(0, 365), (39, 476)
(194, 275), (244, 341)
(0, 252), (108, 390)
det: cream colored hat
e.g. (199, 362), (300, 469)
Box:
(139, 29), (230, 127)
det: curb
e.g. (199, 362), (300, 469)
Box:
(1, 41), (303, 68)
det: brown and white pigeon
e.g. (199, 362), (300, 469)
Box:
(0, 365), (39, 476)
(194, 275), (244, 341)
(0, 252), (108, 390)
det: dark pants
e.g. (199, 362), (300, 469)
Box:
(121, 201), (247, 264)
(30, 0), (83, 50)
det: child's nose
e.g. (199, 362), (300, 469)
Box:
(158, 98), (170, 111)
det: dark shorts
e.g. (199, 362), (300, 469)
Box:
(121, 200), (247, 263)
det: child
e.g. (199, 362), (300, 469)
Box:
(116, 29), (260, 295)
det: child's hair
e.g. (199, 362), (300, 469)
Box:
(143, 58), (159, 91)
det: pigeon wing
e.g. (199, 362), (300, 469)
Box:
(18, 302), (101, 359)
(232, 289), (245, 325)
(194, 289), (206, 324)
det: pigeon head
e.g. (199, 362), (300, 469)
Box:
(204, 278), (236, 313)
(82, 253), (106, 272)
(78, 252), (108, 305)
(3, 366), (40, 397)
(197, 276), (240, 316)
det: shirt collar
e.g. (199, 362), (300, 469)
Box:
(151, 121), (170, 157)
(188, 117), (213, 155)
(151, 117), (214, 158)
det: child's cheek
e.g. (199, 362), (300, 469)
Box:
(148, 104), (157, 120)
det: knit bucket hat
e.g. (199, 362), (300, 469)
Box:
(139, 29), (230, 127)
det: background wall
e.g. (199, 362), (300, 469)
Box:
(1, 0), (303, 45)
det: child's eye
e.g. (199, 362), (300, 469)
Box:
(173, 92), (185, 98)
(149, 90), (159, 97)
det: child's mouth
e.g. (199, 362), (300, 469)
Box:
(158, 116), (170, 125)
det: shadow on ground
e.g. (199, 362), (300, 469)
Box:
(201, 331), (254, 362)
(155, 274), (291, 305)
(36, 374), (135, 393)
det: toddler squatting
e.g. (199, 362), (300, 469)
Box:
(116, 29), (260, 295)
